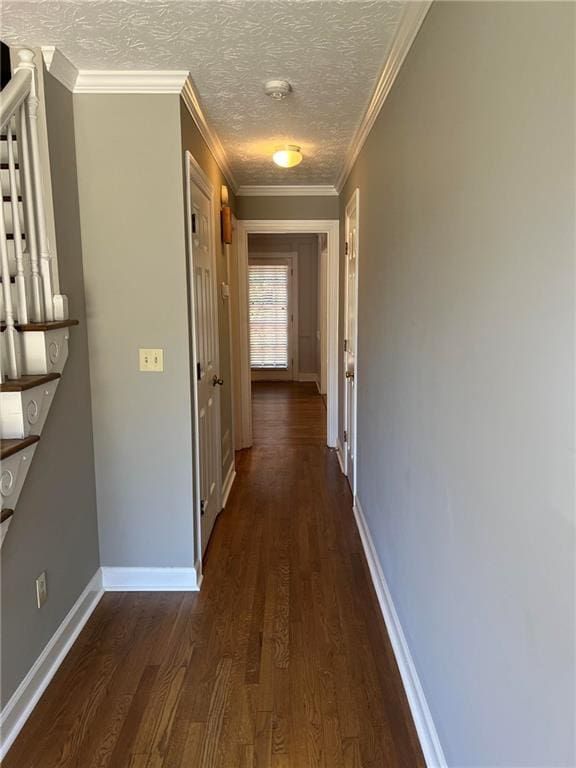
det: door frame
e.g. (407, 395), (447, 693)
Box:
(249, 252), (298, 381)
(318, 234), (328, 395)
(342, 188), (360, 493)
(185, 150), (223, 573)
(235, 219), (339, 448)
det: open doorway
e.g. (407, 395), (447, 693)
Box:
(232, 219), (339, 450)
(248, 233), (322, 386)
(247, 234), (325, 446)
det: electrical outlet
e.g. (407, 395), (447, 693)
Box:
(139, 348), (164, 372)
(36, 571), (47, 608)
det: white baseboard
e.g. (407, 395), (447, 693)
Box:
(221, 462), (236, 509)
(0, 568), (104, 760)
(352, 496), (447, 767)
(297, 373), (319, 383)
(336, 438), (346, 474)
(100, 566), (201, 591)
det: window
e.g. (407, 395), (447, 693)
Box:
(249, 261), (290, 369)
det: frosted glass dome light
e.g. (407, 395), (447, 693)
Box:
(272, 145), (303, 168)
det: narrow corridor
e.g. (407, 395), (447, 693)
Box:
(5, 383), (424, 767)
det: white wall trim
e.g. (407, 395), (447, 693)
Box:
(41, 46), (78, 91)
(335, 1), (432, 192)
(336, 438), (346, 474)
(101, 566), (201, 592)
(0, 569), (104, 760)
(237, 185), (338, 197)
(73, 69), (189, 93)
(181, 76), (238, 191)
(221, 462), (236, 509)
(353, 495), (447, 768)
(236, 219), (339, 449)
(39, 49), (238, 191)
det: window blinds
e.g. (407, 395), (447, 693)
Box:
(249, 263), (289, 369)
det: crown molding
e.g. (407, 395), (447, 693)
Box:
(38, 48), (237, 191)
(73, 69), (189, 93)
(181, 76), (238, 192)
(335, 0), (433, 192)
(41, 47), (78, 91)
(236, 185), (338, 197)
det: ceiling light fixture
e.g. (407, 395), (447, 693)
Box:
(264, 79), (292, 101)
(272, 145), (303, 168)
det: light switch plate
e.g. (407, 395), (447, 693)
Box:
(139, 348), (164, 372)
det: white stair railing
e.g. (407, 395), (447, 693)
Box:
(0, 47), (65, 382)
(18, 103), (44, 323)
(0, 47), (74, 548)
(6, 125), (28, 325)
(17, 51), (54, 322)
(0, 179), (19, 379)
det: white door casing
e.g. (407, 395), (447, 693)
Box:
(249, 252), (297, 382)
(344, 189), (360, 493)
(185, 151), (222, 559)
(227, 214), (238, 455)
(318, 234), (328, 395)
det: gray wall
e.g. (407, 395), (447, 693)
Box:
(339, 2), (575, 766)
(180, 102), (236, 482)
(1, 73), (100, 704)
(249, 233), (319, 376)
(74, 94), (196, 567)
(237, 194), (338, 221)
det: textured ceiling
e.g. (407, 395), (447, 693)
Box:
(0, 0), (405, 186)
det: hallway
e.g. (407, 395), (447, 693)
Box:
(5, 383), (424, 767)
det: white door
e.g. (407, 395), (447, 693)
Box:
(344, 190), (359, 491)
(188, 165), (222, 555)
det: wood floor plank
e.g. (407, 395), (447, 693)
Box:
(198, 656), (233, 767)
(4, 382), (425, 768)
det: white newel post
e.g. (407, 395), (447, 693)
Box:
(16, 49), (54, 321)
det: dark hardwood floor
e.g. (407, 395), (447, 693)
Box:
(5, 381), (425, 767)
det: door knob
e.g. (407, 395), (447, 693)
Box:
(345, 370), (355, 380)
(212, 375), (224, 387)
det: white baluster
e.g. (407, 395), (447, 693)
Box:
(16, 103), (43, 322)
(0, 184), (20, 379)
(15, 49), (53, 321)
(26, 92), (54, 321)
(6, 125), (28, 324)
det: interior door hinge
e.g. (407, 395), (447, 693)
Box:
(344, 430), (348, 443)
(343, 339), (348, 352)
(200, 498), (206, 516)
(345, 241), (349, 255)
